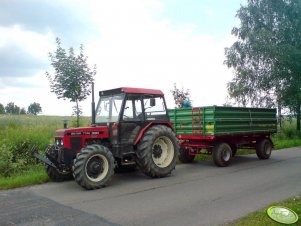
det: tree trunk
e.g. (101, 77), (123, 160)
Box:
(297, 100), (300, 131)
(277, 102), (282, 129)
(76, 101), (80, 127)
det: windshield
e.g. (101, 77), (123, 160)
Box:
(95, 94), (124, 123)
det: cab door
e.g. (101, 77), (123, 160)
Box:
(119, 95), (146, 145)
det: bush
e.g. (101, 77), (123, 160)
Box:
(0, 125), (54, 177)
(0, 144), (16, 177)
(0, 115), (90, 178)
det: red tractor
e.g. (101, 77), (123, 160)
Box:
(33, 87), (179, 190)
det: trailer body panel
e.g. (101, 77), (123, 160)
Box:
(168, 106), (277, 138)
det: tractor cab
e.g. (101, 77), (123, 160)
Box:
(95, 87), (169, 149)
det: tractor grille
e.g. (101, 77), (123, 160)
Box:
(70, 137), (82, 151)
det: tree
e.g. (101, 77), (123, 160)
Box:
(20, 108), (27, 115)
(225, 0), (301, 130)
(27, 102), (42, 115)
(27, 103), (41, 115)
(46, 38), (96, 127)
(0, 103), (5, 114)
(170, 83), (191, 108)
(5, 102), (20, 114)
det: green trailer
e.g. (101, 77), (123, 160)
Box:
(168, 106), (277, 167)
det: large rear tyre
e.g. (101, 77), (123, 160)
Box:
(179, 148), (195, 163)
(45, 165), (72, 182)
(73, 144), (115, 190)
(212, 143), (232, 167)
(136, 125), (179, 178)
(256, 139), (272, 159)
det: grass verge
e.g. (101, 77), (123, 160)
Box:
(274, 138), (301, 150)
(0, 164), (49, 190)
(227, 195), (301, 226)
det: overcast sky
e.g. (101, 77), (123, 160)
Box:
(0, 0), (246, 116)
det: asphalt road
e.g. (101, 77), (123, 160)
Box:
(1, 147), (301, 226)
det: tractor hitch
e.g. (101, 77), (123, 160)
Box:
(31, 146), (67, 171)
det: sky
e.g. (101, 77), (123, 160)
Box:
(0, 0), (247, 116)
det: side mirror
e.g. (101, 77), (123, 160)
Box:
(150, 98), (156, 107)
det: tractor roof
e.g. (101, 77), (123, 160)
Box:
(99, 87), (164, 96)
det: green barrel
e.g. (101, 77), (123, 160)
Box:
(168, 106), (277, 137)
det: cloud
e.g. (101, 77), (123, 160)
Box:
(0, 0), (239, 116)
(0, 44), (46, 77)
(0, 0), (98, 44)
(84, 0), (235, 109)
(0, 25), (54, 80)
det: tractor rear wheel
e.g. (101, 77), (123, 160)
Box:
(45, 165), (72, 182)
(136, 125), (179, 178)
(212, 142), (232, 167)
(73, 144), (115, 190)
(179, 148), (195, 163)
(256, 139), (272, 159)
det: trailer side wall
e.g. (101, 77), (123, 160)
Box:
(168, 106), (277, 138)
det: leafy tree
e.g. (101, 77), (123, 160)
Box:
(170, 83), (191, 108)
(0, 103), (5, 114)
(27, 102), (42, 115)
(225, 0), (301, 130)
(20, 108), (27, 115)
(5, 102), (20, 114)
(46, 38), (96, 127)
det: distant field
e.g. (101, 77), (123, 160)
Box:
(0, 114), (91, 128)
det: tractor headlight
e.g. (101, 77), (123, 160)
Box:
(61, 140), (64, 146)
(56, 140), (60, 145)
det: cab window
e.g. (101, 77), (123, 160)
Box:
(143, 96), (167, 120)
(123, 97), (143, 121)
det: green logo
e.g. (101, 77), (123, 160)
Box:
(267, 206), (299, 224)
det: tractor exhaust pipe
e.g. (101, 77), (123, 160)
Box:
(91, 82), (96, 125)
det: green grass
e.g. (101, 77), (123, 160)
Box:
(226, 195), (301, 226)
(0, 164), (49, 190)
(274, 138), (301, 150)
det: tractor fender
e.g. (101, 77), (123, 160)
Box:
(134, 122), (173, 146)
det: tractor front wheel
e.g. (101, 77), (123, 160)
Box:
(73, 144), (115, 190)
(45, 165), (72, 182)
(136, 125), (179, 178)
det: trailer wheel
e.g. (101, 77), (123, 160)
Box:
(212, 143), (232, 167)
(45, 165), (72, 182)
(256, 139), (272, 159)
(179, 148), (195, 163)
(136, 125), (179, 178)
(73, 144), (114, 190)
